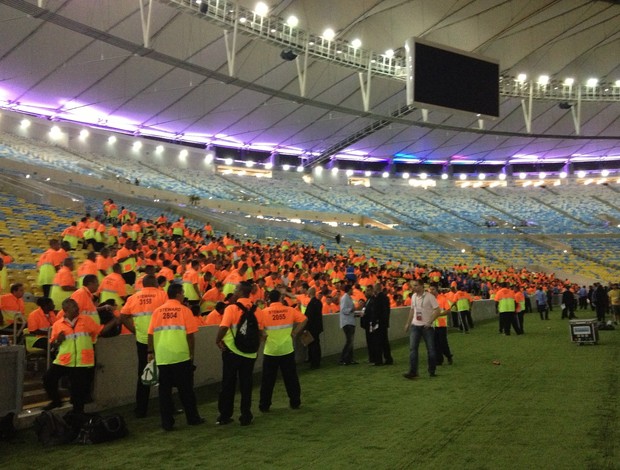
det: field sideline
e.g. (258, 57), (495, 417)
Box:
(2, 314), (618, 469)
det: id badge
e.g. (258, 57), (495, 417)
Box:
(416, 312), (422, 322)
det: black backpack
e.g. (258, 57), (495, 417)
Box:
(34, 411), (75, 446)
(76, 414), (128, 444)
(231, 302), (260, 353)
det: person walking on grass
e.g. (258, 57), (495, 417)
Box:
(403, 279), (441, 380)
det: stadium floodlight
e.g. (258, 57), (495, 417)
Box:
(351, 38), (362, 49)
(204, 153), (214, 164)
(132, 141), (142, 150)
(519, 172), (527, 180)
(364, 170), (371, 177)
(286, 15), (299, 28)
(322, 28), (335, 41)
(155, 145), (164, 153)
(478, 173), (486, 180)
(282, 164), (290, 171)
(517, 73), (527, 83)
(49, 125), (61, 138)
(331, 167), (339, 174)
(539, 172), (546, 179)
(459, 173), (467, 181)
(315, 165), (323, 174)
(246, 160), (255, 167)
(441, 173), (448, 180)
(420, 172), (427, 180)
(586, 78), (598, 87)
(402, 172), (409, 179)
(346, 169), (354, 177)
(179, 149), (188, 159)
(20, 119), (31, 129)
(563, 78), (574, 87)
(601, 169), (610, 177)
(385, 49), (394, 58)
(615, 80), (620, 88)
(382, 171), (389, 178)
(498, 173), (506, 181)
(577, 170), (586, 178)
(79, 129), (89, 140)
(559, 171), (567, 179)
(297, 165), (304, 172)
(265, 162), (273, 170)
(254, 2), (268, 16)
(537, 75), (549, 86)
(224, 157), (233, 165)
(108, 136), (117, 144)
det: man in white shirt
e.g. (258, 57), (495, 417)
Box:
(403, 279), (441, 379)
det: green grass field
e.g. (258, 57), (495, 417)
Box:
(3, 314), (618, 469)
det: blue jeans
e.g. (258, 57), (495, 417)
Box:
(409, 325), (436, 376)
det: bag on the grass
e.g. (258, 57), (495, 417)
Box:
(34, 411), (74, 446)
(76, 414), (128, 444)
(231, 302), (260, 353)
(141, 359), (158, 386)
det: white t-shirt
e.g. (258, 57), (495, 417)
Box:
(411, 292), (439, 326)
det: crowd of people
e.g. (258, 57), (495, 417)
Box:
(0, 198), (619, 430)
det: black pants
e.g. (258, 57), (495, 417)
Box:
(42, 285), (52, 298)
(135, 342), (150, 417)
(158, 360), (201, 430)
(517, 312), (525, 333)
(43, 364), (92, 413)
(307, 334), (321, 368)
(434, 327), (452, 365)
(378, 327), (393, 364)
(499, 312), (522, 335)
(218, 350), (256, 423)
(259, 353), (301, 410)
(340, 325), (355, 364)
(537, 304), (548, 320)
(458, 310), (470, 332)
(595, 305), (606, 322)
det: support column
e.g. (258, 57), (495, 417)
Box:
(138, 0), (154, 48)
(223, 4), (240, 77)
(358, 59), (372, 112)
(571, 87), (582, 136)
(521, 85), (533, 133)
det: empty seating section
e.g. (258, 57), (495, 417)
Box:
(0, 132), (619, 282)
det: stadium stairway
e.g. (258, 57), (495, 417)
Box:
(530, 195), (590, 226)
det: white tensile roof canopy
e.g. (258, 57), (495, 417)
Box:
(0, 0), (618, 172)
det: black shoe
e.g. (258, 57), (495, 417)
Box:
(188, 417), (205, 426)
(403, 373), (419, 380)
(347, 361), (359, 365)
(259, 406), (270, 413)
(215, 416), (233, 425)
(162, 425), (174, 432)
(290, 403), (301, 410)
(384, 360), (394, 365)
(43, 400), (62, 411)
(430, 372), (437, 377)
(239, 417), (253, 426)
(371, 363), (384, 366)
(448, 357), (453, 365)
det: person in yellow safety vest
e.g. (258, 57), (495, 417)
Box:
(514, 286), (526, 334)
(50, 258), (76, 313)
(0, 249), (12, 294)
(429, 284), (453, 366)
(98, 263), (128, 308)
(147, 283), (204, 431)
(258, 289), (307, 412)
(115, 240), (137, 286)
(37, 239), (63, 298)
(455, 287), (474, 332)
(182, 259), (202, 310)
(495, 283), (523, 336)
(121, 274), (168, 418)
(42, 298), (119, 411)
(215, 281), (264, 426)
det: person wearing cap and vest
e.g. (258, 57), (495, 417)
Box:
(258, 289), (306, 412)
(495, 283), (523, 336)
(215, 281), (263, 426)
(43, 298), (119, 411)
(429, 284), (453, 366)
(121, 274), (168, 418)
(147, 283), (204, 431)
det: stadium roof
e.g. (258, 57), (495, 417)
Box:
(0, 0), (619, 169)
